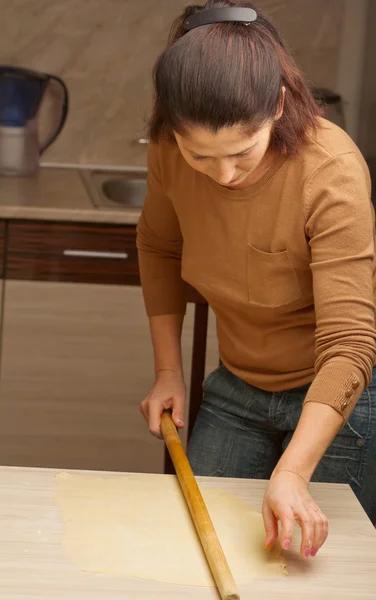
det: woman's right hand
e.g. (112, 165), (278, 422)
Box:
(140, 370), (186, 438)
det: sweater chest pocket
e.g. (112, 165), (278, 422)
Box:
(247, 244), (302, 308)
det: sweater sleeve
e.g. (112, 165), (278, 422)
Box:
(303, 152), (376, 422)
(136, 142), (187, 317)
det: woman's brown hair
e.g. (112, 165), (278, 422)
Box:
(148, 0), (322, 157)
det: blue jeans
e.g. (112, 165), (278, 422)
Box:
(187, 364), (376, 525)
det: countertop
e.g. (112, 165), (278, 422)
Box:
(0, 165), (141, 226)
(1, 466), (376, 599)
(1, 160), (373, 229)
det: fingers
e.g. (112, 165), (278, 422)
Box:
(279, 508), (295, 551)
(309, 505), (328, 557)
(262, 501), (279, 549)
(140, 392), (185, 439)
(295, 504), (329, 559)
(295, 508), (315, 558)
(140, 398), (149, 424)
(264, 472), (329, 559)
(172, 396), (185, 429)
(148, 398), (168, 439)
(140, 395), (165, 439)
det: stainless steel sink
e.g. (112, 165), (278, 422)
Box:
(80, 168), (147, 211)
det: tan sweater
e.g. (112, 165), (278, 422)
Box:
(137, 119), (376, 421)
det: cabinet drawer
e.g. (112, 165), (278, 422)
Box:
(6, 220), (140, 285)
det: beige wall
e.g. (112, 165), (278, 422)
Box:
(0, 0), (344, 167)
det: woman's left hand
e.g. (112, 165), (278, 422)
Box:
(262, 470), (328, 559)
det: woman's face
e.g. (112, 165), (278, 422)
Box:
(174, 122), (274, 189)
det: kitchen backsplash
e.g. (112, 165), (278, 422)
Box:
(0, 0), (344, 167)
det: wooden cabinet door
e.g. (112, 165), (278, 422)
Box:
(0, 280), (218, 472)
(0, 220), (218, 472)
(0, 282), (159, 471)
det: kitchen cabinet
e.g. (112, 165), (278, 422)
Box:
(0, 220), (218, 473)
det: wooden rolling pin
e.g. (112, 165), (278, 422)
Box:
(160, 411), (240, 600)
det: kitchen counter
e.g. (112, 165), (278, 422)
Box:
(1, 161), (372, 227)
(0, 166), (141, 225)
(1, 466), (376, 599)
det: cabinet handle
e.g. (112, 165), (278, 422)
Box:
(63, 250), (129, 259)
(135, 138), (149, 145)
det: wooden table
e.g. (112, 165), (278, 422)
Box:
(0, 466), (375, 599)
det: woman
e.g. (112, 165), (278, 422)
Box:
(137, 0), (376, 559)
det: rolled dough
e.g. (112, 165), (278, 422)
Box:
(55, 472), (286, 587)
